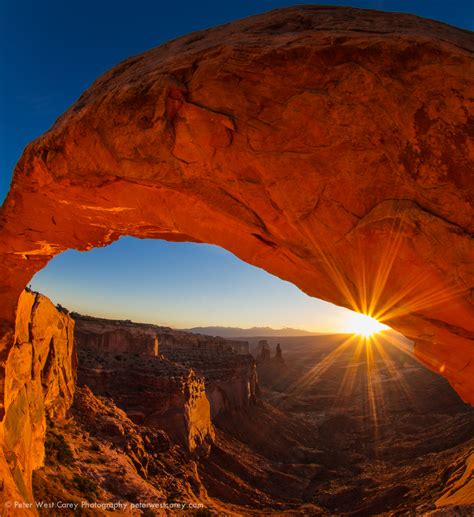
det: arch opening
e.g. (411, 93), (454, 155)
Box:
(22, 237), (474, 514)
(29, 237), (392, 335)
(0, 5), (473, 512)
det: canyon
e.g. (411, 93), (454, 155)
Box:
(2, 291), (259, 514)
(74, 313), (257, 433)
(3, 291), (474, 515)
(0, 4), (473, 514)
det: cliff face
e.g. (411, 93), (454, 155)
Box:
(0, 299), (254, 511)
(0, 7), (472, 404)
(74, 315), (158, 355)
(74, 314), (249, 355)
(77, 348), (215, 453)
(163, 348), (258, 419)
(33, 385), (223, 514)
(75, 314), (259, 419)
(0, 291), (76, 513)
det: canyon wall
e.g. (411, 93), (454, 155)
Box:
(74, 314), (250, 355)
(0, 291), (76, 513)
(206, 372), (257, 419)
(75, 326), (157, 355)
(163, 347), (258, 419)
(75, 315), (258, 422)
(0, 6), (472, 404)
(77, 347), (215, 453)
(0, 296), (254, 511)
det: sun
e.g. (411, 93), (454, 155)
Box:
(345, 312), (389, 337)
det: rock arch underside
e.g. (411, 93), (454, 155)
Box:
(0, 5), (473, 510)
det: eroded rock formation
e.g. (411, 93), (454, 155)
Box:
(275, 343), (283, 363)
(73, 314), (159, 356)
(0, 291), (76, 513)
(163, 347), (258, 418)
(0, 5), (473, 509)
(1, 7), (472, 406)
(203, 333), (474, 514)
(256, 340), (271, 363)
(74, 314), (249, 355)
(1, 294), (257, 512)
(75, 314), (258, 420)
(78, 348), (215, 453)
(33, 386), (221, 513)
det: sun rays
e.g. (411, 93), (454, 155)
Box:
(272, 198), (466, 456)
(280, 328), (445, 463)
(296, 199), (467, 333)
(282, 202), (462, 441)
(281, 331), (421, 459)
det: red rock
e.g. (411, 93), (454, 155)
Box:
(0, 291), (76, 513)
(256, 340), (272, 363)
(74, 313), (258, 420)
(77, 347), (215, 453)
(33, 385), (215, 512)
(0, 8), (473, 508)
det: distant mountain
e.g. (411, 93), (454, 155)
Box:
(183, 326), (321, 338)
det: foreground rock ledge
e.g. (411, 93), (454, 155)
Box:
(0, 4), (473, 413)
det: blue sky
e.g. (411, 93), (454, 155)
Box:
(2, 1), (472, 330)
(30, 237), (360, 331)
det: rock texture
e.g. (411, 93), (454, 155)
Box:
(33, 386), (228, 515)
(74, 314), (249, 355)
(0, 3), (472, 455)
(0, 291), (76, 514)
(75, 314), (258, 420)
(202, 333), (474, 514)
(74, 316), (159, 356)
(78, 348), (214, 453)
(163, 347), (258, 418)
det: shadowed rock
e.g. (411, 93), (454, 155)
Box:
(74, 314), (258, 420)
(275, 343), (284, 363)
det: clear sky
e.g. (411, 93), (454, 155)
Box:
(2, 1), (472, 331)
(30, 237), (362, 331)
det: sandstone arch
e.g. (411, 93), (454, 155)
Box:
(0, 4), (473, 414)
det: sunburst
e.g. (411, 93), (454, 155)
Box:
(345, 312), (389, 337)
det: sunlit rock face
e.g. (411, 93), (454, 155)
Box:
(74, 315), (159, 355)
(0, 291), (76, 513)
(73, 313), (250, 355)
(74, 318), (219, 454)
(0, 4), (472, 411)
